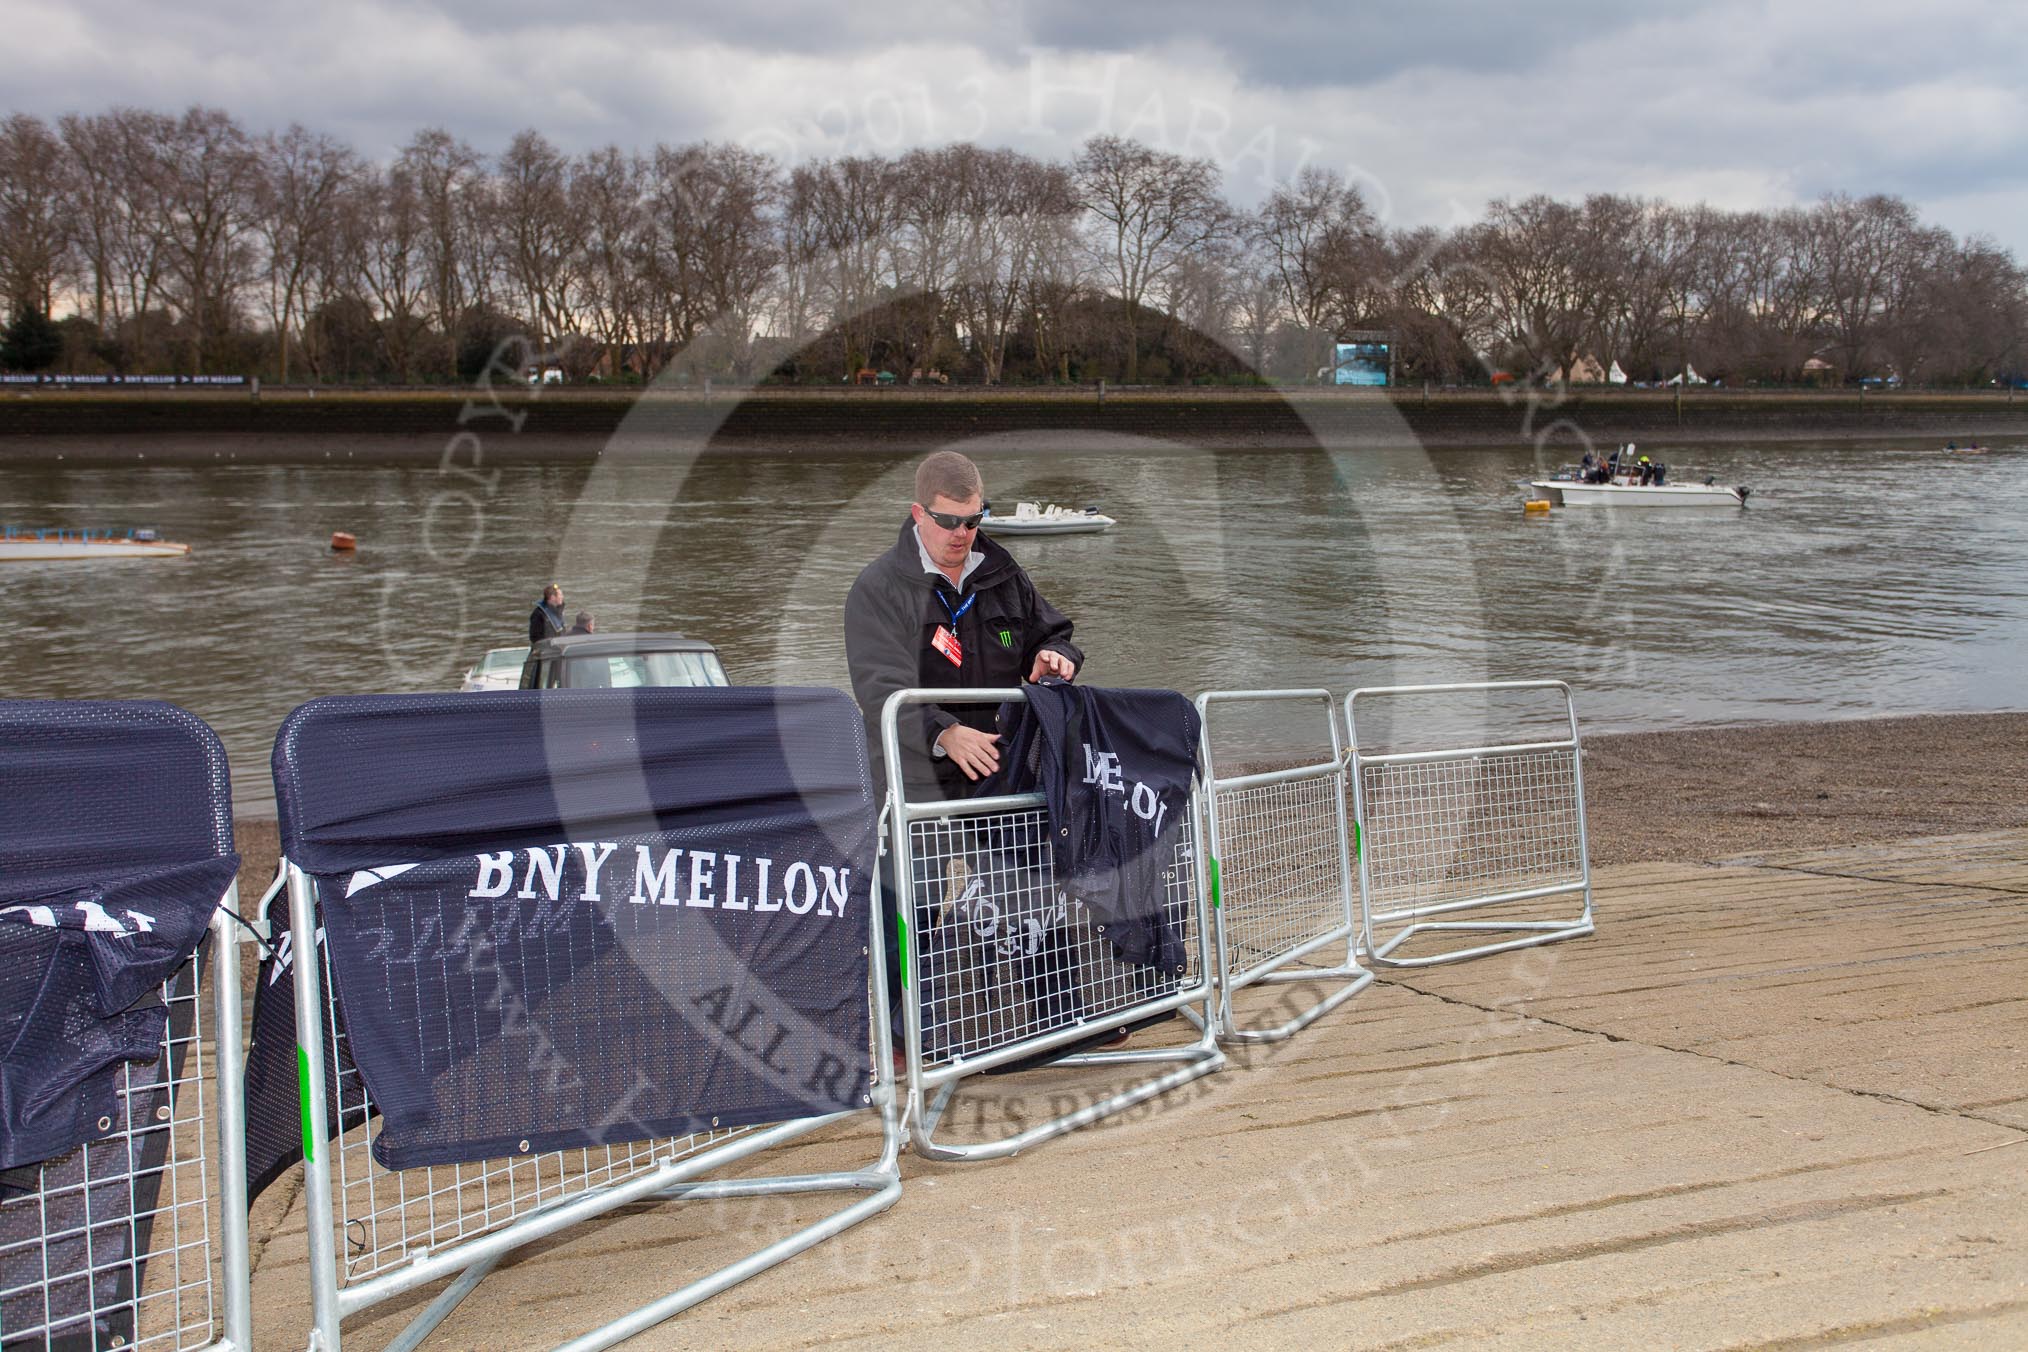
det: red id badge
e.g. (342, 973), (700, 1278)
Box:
(931, 624), (963, 666)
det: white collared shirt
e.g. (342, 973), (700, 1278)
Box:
(914, 525), (983, 591)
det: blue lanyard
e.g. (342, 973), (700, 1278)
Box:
(936, 588), (975, 626)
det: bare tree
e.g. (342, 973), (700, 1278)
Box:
(791, 155), (897, 376)
(343, 162), (429, 382)
(151, 106), (263, 370)
(644, 142), (780, 378)
(890, 145), (970, 377)
(948, 148), (1076, 383)
(1926, 236), (2028, 383)
(1372, 226), (1482, 383)
(1814, 192), (1922, 378)
(1254, 166), (1379, 377)
(99, 109), (178, 369)
(1468, 195), (1607, 382)
(400, 128), (486, 375)
(0, 113), (71, 321)
(496, 129), (578, 347)
(1227, 249), (1285, 377)
(255, 124), (358, 381)
(569, 145), (650, 377)
(1073, 135), (1227, 381)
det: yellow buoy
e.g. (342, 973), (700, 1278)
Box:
(1523, 498), (1552, 513)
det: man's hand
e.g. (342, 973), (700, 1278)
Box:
(1027, 649), (1077, 682)
(936, 724), (1001, 781)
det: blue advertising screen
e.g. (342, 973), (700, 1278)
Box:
(1333, 342), (1390, 386)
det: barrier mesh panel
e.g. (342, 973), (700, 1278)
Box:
(310, 939), (760, 1284)
(0, 952), (216, 1350)
(907, 809), (1200, 1066)
(1357, 747), (1584, 922)
(1211, 774), (1349, 981)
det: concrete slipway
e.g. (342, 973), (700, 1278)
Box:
(246, 829), (2028, 1350)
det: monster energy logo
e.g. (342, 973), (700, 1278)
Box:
(998, 629), (1013, 648)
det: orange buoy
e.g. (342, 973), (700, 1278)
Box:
(330, 531), (357, 551)
(1523, 498), (1553, 514)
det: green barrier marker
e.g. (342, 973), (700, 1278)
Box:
(1352, 821), (1362, 859)
(1208, 855), (1222, 909)
(296, 1045), (316, 1164)
(896, 908), (911, 987)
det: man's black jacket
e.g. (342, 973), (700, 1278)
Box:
(844, 520), (1082, 800)
(528, 601), (564, 646)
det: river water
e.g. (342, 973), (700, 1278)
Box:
(3, 438), (2024, 814)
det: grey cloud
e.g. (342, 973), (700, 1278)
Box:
(3, 0), (2026, 254)
(1016, 0), (1652, 85)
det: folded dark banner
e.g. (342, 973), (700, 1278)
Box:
(0, 699), (234, 1170)
(0, 858), (227, 1170)
(259, 689), (876, 1173)
(993, 682), (1201, 973)
(242, 891), (369, 1204)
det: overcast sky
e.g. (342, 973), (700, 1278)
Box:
(7, 0), (2025, 253)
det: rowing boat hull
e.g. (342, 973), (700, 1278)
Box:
(0, 539), (191, 560)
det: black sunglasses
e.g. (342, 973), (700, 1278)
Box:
(921, 506), (985, 531)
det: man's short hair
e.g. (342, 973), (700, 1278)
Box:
(915, 451), (984, 507)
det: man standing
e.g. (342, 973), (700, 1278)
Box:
(844, 451), (1081, 801)
(528, 584), (566, 646)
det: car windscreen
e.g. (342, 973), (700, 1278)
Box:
(560, 650), (729, 689)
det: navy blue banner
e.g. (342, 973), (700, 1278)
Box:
(0, 701), (233, 1170)
(258, 689), (876, 1173)
(0, 700), (232, 1348)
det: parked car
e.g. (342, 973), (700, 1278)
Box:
(517, 632), (731, 690)
(459, 645), (531, 691)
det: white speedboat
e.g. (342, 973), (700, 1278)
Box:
(1530, 479), (1749, 507)
(1529, 444), (1748, 508)
(982, 501), (1116, 535)
(459, 645), (531, 691)
(0, 527), (191, 560)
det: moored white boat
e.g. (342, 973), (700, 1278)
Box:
(0, 528), (191, 560)
(982, 501), (1116, 535)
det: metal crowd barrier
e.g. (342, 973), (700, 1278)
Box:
(1194, 690), (1372, 1041)
(1345, 680), (1594, 967)
(881, 690), (1224, 1162)
(279, 863), (902, 1351)
(0, 702), (251, 1352)
(271, 693), (904, 1352)
(0, 911), (251, 1352)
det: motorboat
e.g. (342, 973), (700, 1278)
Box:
(1531, 479), (1749, 507)
(459, 645), (531, 691)
(982, 501), (1116, 535)
(1529, 445), (1748, 508)
(0, 526), (191, 560)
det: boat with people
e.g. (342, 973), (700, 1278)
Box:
(1528, 444), (1749, 508)
(982, 501), (1117, 535)
(0, 526), (191, 560)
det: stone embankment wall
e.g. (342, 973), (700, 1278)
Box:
(6, 389), (2028, 459)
